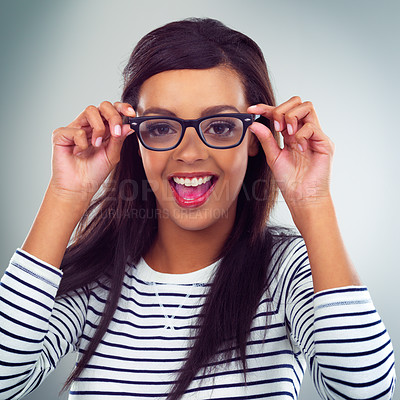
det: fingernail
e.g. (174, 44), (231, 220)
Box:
(274, 120), (281, 132)
(114, 125), (121, 137)
(127, 107), (135, 115)
(95, 137), (103, 147)
(248, 105), (258, 110)
(298, 143), (304, 152)
(287, 124), (293, 135)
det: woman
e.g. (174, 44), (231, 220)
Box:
(0, 18), (396, 399)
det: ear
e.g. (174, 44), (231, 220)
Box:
(247, 129), (259, 157)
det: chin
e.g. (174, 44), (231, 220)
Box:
(160, 203), (232, 232)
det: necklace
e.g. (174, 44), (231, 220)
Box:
(151, 282), (203, 330)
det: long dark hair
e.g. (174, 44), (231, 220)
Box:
(58, 18), (290, 399)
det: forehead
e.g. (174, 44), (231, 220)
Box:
(136, 67), (248, 117)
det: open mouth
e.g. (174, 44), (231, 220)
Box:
(168, 174), (218, 208)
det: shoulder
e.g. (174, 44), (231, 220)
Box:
(81, 260), (135, 300)
(266, 231), (310, 293)
(269, 231), (308, 273)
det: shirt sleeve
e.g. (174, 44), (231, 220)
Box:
(0, 248), (89, 400)
(282, 238), (396, 400)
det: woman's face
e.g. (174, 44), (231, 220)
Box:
(136, 66), (258, 232)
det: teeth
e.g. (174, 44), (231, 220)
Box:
(173, 175), (212, 187)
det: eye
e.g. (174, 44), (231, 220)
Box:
(204, 121), (235, 136)
(145, 122), (177, 136)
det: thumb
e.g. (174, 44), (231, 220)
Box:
(105, 125), (134, 165)
(250, 122), (281, 168)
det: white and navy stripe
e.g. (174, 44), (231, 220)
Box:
(0, 239), (396, 399)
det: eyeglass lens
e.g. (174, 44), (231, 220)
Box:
(139, 116), (244, 149)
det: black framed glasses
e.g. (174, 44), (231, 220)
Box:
(128, 113), (255, 151)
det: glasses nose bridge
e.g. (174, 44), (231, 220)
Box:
(181, 119), (202, 141)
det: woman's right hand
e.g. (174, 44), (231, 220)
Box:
(49, 101), (135, 205)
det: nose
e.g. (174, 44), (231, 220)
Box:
(171, 127), (209, 164)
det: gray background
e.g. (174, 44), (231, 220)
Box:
(0, 0), (398, 399)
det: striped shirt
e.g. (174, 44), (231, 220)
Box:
(0, 238), (396, 399)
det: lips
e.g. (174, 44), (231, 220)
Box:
(168, 173), (218, 208)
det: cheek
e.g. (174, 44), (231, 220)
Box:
(218, 147), (249, 193)
(141, 150), (168, 190)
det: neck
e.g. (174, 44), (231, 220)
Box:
(144, 206), (236, 274)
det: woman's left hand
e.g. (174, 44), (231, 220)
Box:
(248, 96), (334, 211)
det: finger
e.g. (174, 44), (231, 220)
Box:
(113, 101), (136, 130)
(283, 101), (321, 136)
(104, 126), (134, 166)
(271, 96), (303, 134)
(248, 96), (303, 133)
(247, 104), (275, 123)
(52, 127), (89, 154)
(249, 121), (281, 168)
(79, 103), (135, 135)
(100, 101), (136, 140)
(98, 101), (126, 139)
(294, 122), (334, 155)
(280, 128), (297, 150)
(102, 103), (136, 165)
(69, 105), (107, 148)
(113, 101), (136, 117)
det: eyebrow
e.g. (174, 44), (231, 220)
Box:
(141, 105), (241, 117)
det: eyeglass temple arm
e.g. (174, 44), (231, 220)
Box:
(254, 115), (271, 129)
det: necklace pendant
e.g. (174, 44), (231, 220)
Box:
(151, 281), (196, 333)
(164, 315), (175, 330)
